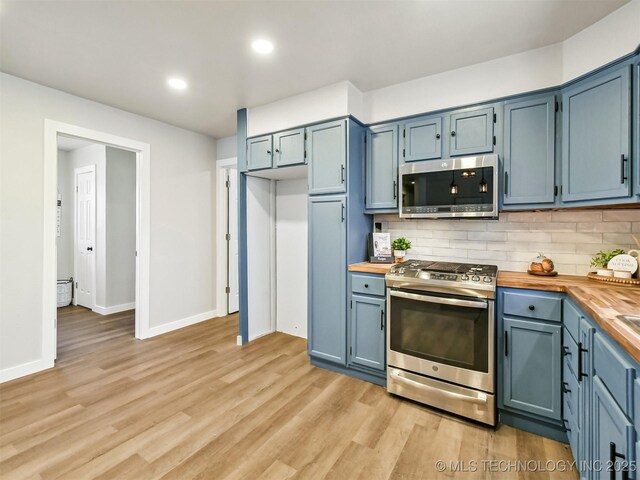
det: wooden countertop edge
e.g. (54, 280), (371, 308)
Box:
(348, 262), (394, 274)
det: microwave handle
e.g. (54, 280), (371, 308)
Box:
(389, 290), (488, 309)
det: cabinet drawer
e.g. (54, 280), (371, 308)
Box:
(563, 355), (579, 422)
(563, 300), (582, 344)
(563, 328), (579, 381)
(503, 291), (562, 322)
(593, 332), (636, 417)
(351, 274), (385, 297)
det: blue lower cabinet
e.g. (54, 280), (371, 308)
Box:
(349, 294), (385, 371)
(502, 316), (562, 420)
(592, 376), (635, 480)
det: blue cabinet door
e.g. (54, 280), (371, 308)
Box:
(503, 317), (562, 420)
(307, 120), (347, 195)
(449, 106), (494, 157)
(365, 124), (398, 210)
(350, 294), (385, 371)
(247, 135), (273, 171)
(635, 59), (640, 196)
(579, 316), (595, 480)
(503, 95), (556, 205)
(308, 195), (347, 364)
(561, 65), (631, 202)
(403, 115), (442, 161)
(274, 128), (305, 167)
(592, 376), (635, 480)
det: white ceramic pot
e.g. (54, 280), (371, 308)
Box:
(597, 268), (614, 277)
(394, 250), (406, 263)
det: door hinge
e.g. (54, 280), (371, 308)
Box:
(54, 317), (57, 328)
(225, 286), (230, 294)
(304, 132), (307, 141)
(560, 101), (563, 112)
(350, 300), (352, 308)
(493, 113), (497, 123)
(76, 186), (78, 192)
(493, 136), (496, 146)
(304, 150), (307, 159)
(135, 250), (138, 257)
(560, 185), (563, 195)
(364, 133), (367, 144)
(554, 185), (558, 196)
(403, 128), (406, 138)
(226, 233), (231, 241)
(350, 346), (352, 356)
(75, 282), (78, 288)
(225, 179), (230, 188)
(402, 148), (406, 157)
(555, 101), (559, 113)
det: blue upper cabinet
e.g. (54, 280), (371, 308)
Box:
(365, 124), (398, 210)
(502, 316), (562, 421)
(503, 95), (556, 205)
(308, 195), (347, 365)
(274, 128), (305, 168)
(561, 65), (632, 203)
(635, 59), (640, 197)
(402, 115), (442, 161)
(449, 106), (495, 157)
(307, 120), (347, 195)
(247, 135), (273, 171)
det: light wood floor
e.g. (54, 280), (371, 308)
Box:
(0, 306), (576, 479)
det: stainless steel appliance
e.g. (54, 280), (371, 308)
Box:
(399, 154), (498, 219)
(385, 260), (497, 425)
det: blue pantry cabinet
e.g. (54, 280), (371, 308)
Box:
(561, 64), (632, 203)
(503, 94), (557, 205)
(307, 120), (347, 195)
(273, 128), (305, 167)
(247, 134), (273, 171)
(308, 195), (347, 364)
(365, 124), (398, 210)
(402, 115), (442, 161)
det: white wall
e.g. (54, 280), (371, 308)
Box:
(275, 179), (307, 339)
(216, 135), (237, 160)
(56, 150), (74, 280)
(0, 73), (217, 376)
(105, 146), (136, 308)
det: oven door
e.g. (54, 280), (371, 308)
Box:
(387, 289), (494, 393)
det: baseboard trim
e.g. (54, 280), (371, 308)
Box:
(143, 309), (219, 339)
(93, 302), (136, 316)
(0, 358), (54, 384)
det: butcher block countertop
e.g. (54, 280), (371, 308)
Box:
(499, 271), (640, 364)
(348, 262), (394, 275)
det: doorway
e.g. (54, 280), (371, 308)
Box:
(43, 120), (151, 368)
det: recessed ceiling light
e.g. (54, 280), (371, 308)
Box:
(167, 78), (187, 90)
(252, 39), (274, 55)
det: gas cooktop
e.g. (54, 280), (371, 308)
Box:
(386, 260), (498, 298)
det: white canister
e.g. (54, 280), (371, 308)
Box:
(614, 270), (632, 279)
(597, 268), (614, 277)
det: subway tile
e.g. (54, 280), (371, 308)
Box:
(602, 233), (638, 245)
(527, 243), (577, 254)
(468, 231), (508, 242)
(487, 222), (530, 231)
(450, 240), (487, 250)
(494, 261), (529, 272)
(632, 223), (640, 233)
(553, 264), (578, 275)
(448, 221), (487, 231)
(508, 232), (552, 243)
(575, 243), (632, 255)
(408, 248), (433, 257)
(529, 223), (576, 232)
(468, 250), (508, 261)
(546, 253), (593, 266)
(551, 232), (601, 244)
(603, 209), (640, 222)
(415, 238), (450, 248)
(508, 251), (540, 262)
(433, 247), (468, 258)
(411, 230), (434, 238)
(506, 212), (552, 223)
(551, 211), (603, 223)
(575, 264), (592, 276)
(577, 222), (631, 233)
(431, 230), (468, 240)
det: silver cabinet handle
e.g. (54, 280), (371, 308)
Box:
(389, 290), (487, 309)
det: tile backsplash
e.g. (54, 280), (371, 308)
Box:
(376, 209), (640, 275)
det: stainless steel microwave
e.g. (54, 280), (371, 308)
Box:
(399, 154), (499, 219)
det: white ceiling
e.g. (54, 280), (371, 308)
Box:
(0, 0), (628, 138)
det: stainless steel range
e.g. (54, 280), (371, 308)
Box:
(385, 260), (497, 425)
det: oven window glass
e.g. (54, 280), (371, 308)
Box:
(402, 166), (494, 207)
(389, 293), (488, 372)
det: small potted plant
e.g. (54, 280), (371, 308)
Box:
(392, 237), (412, 263)
(590, 249), (625, 276)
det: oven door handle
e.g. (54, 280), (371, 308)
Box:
(389, 369), (489, 405)
(389, 290), (488, 309)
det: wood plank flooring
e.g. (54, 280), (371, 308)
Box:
(0, 306), (576, 479)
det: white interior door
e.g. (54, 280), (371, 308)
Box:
(227, 167), (239, 314)
(75, 166), (96, 309)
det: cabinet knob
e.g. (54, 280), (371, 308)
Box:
(528, 305), (535, 311)
(450, 131), (456, 137)
(436, 133), (441, 139)
(364, 284), (369, 288)
(266, 150), (271, 155)
(275, 149), (280, 153)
